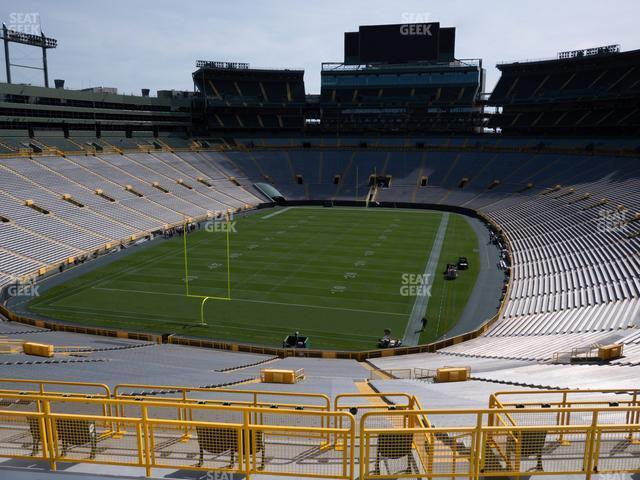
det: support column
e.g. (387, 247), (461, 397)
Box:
(41, 32), (49, 87)
(3, 24), (11, 84)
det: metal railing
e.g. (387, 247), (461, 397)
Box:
(114, 383), (330, 410)
(0, 391), (355, 479)
(0, 387), (639, 478)
(0, 378), (111, 398)
(360, 406), (640, 479)
(369, 367), (468, 380)
(490, 389), (640, 410)
(334, 393), (416, 413)
(113, 383), (332, 440)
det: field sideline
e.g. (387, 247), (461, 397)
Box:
(29, 207), (479, 350)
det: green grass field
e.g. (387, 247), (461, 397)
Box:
(420, 214), (481, 344)
(29, 207), (479, 350)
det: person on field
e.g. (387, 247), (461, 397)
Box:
(416, 317), (428, 333)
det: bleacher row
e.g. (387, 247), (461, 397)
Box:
(0, 151), (263, 285)
(236, 136), (640, 150)
(224, 148), (640, 211)
(4, 134), (640, 156)
(482, 177), (640, 336)
(0, 131), (199, 155)
(444, 331), (626, 360)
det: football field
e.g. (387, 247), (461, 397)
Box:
(29, 207), (479, 350)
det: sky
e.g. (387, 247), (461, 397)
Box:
(1, 0), (639, 96)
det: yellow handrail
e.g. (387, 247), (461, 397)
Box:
(0, 389), (640, 478)
(113, 383), (330, 410)
(0, 391), (355, 479)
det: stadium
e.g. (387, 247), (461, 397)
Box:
(0, 2), (639, 479)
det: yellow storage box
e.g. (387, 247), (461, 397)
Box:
(435, 367), (470, 383)
(260, 368), (305, 384)
(598, 344), (623, 361)
(23, 342), (54, 358)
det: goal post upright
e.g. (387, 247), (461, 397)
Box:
(200, 296), (210, 326)
(183, 219), (190, 297)
(226, 212), (232, 300)
(182, 214), (233, 326)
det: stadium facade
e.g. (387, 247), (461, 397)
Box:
(2, 23), (639, 139)
(0, 22), (490, 138)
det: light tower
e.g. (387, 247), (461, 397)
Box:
(1, 23), (58, 87)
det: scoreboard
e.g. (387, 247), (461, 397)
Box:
(359, 23), (440, 63)
(344, 23), (456, 65)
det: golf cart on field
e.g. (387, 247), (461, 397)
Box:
(445, 263), (458, 280)
(378, 329), (403, 348)
(283, 331), (309, 348)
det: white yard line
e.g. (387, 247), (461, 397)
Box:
(402, 212), (450, 346)
(92, 285), (406, 317)
(261, 207), (292, 219)
(37, 303), (380, 342)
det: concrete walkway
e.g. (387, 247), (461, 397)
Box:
(440, 216), (504, 339)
